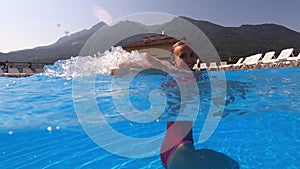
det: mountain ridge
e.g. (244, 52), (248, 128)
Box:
(1, 17), (299, 63)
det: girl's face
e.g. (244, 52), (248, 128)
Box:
(173, 44), (198, 70)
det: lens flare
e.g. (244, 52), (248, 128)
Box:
(92, 6), (113, 24)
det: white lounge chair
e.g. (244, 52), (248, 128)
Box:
(286, 52), (300, 67)
(259, 51), (276, 68)
(222, 58), (244, 70)
(208, 62), (218, 71)
(273, 48), (294, 68)
(218, 61), (228, 70)
(242, 53), (263, 69)
(199, 63), (208, 70)
(193, 59), (200, 71)
(236, 56), (253, 70)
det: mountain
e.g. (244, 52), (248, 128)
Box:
(0, 22), (106, 63)
(118, 17), (300, 63)
(181, 16), (300, 62)
(79, 20), (149, 56)
(1, 17), (300, 64)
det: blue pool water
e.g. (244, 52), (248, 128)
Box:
(0, 56), (299, 168)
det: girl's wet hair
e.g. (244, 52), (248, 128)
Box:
(170, 40), (190, 65)
(171, 40), (190, 54)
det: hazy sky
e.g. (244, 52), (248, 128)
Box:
(1, 0), (299, 53)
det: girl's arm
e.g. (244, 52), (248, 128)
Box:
(143, 53), (189, 74)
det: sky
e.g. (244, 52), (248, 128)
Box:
(0, 0), (299, 53)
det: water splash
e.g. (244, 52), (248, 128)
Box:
(44, 47), (147, 79)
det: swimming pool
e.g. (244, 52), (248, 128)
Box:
(0, 51), (299, 168)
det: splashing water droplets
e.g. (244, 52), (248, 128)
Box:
(44, 47), (146, 78)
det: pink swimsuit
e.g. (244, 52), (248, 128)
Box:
(159, 72), (201, 168)
(160, 121), (194, 168)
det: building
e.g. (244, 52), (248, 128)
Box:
(122, 33), (180, 60)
